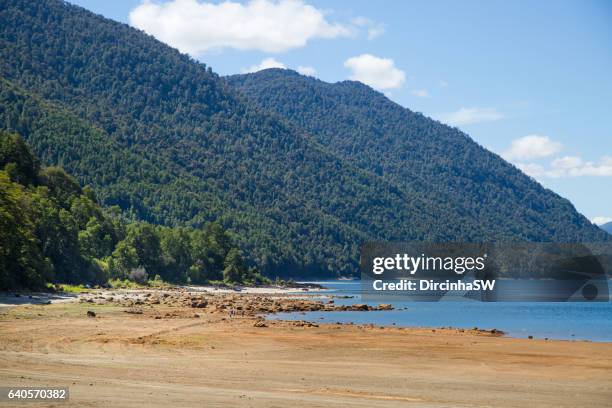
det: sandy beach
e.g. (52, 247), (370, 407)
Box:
(0, 290), (611, 408)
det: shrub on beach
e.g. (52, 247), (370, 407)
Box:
(129, 267), (148, 284)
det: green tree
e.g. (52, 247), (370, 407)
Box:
(0, 171), (51, 289)
(125, 223), (164, 279)
(38, 167), (82, 209)
(223, 248), (247, 284)
(108, 239), (139, 279)
(160, 227), (192, 283)
(0, 130), (39, 185)
(78, 217), (114, 259)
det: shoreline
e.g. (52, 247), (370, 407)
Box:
(183, 283), (328, 294)
(1, 291), (611, 407)
(0, 284), (325, 307)
(1, 288), (610, 342)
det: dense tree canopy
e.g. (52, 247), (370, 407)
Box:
(0, 0), (607, 282)
(0, 131), (260, 290)
(228, 68), (607, 244)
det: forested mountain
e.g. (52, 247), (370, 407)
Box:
(228, 68), (607, 243)
(0, 130), (260, 289)
(0, 0), (607, 280)
(601, 222), (612, 234)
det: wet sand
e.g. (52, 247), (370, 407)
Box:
(0, 292), (611, 407)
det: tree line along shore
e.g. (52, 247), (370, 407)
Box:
(1, 130), (267, 291)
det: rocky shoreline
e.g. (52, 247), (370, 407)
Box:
(70, 288), (505, 336)
(78, 289), (395, 315)
(1, 287), (507, 337)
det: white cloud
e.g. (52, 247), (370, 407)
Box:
(129, 0), (353, 55)
(411, 89), (429, 98)
(344, 54), (405, 90)
(438, 107), (504, 126)
(296, 65), (316, 76)
(551, 155), (582, 169)
(503, 135), (562, 160)
(505, 135), (612, 179)
(592, 216), (612, 225)
(351, 17), (385, 40)
(242, 57), (286, 73)
(550, 155), (612, 177)
(517, 155), (612, 178)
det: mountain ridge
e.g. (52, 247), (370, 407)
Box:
(0, 0), (607, 279)
(0, 0), (467, 277)
(228, 68), (603, 242)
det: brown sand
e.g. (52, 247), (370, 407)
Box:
(0, 299), (611, 407)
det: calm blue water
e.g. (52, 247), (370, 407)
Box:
(268, 280), (612, 342)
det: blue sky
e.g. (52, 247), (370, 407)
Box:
(69, 0), (612, 224)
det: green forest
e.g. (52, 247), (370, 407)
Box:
(0, 130), (265, 290)
(0, 0), (608, 288)
(228, 68), (604, 243)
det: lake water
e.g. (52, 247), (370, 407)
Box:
(268, 280), (612, 342)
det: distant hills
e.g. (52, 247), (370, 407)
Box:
(0, 0), (607, 278)
(601, 222), (612, 234)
